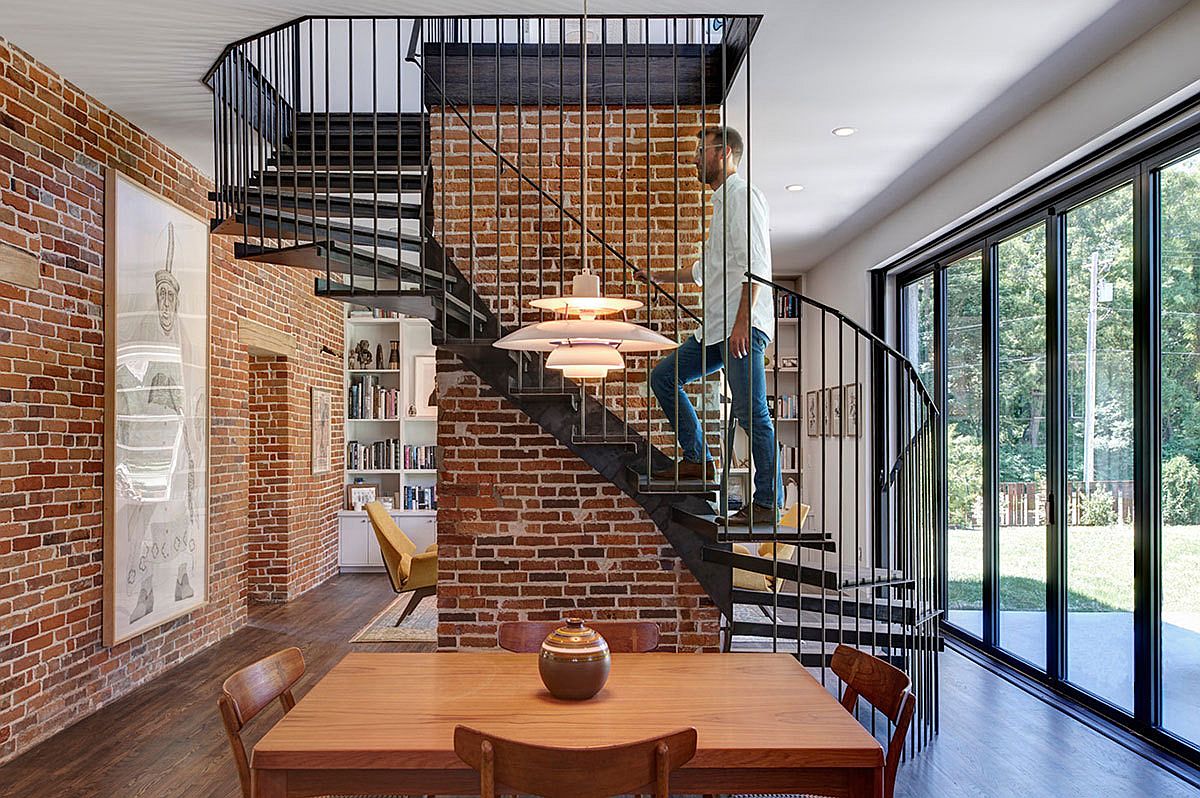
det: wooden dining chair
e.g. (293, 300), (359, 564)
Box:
(218, 647), (410, 798)
(497, 620), (660, 653)
(828, 644), (916, 798)
(454, 725), (697, 798)
(218, 647), (307, 798)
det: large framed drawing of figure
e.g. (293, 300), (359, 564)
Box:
(104, 172), (209, 646)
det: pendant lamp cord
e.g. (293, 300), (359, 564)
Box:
(580, 0), (589, 274)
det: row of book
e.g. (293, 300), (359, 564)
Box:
(348, 376), (401, 420)
(348, 308), (402, 319)
(778, 445), (799, 473)
(402, 445), (437, 470)
(404, 485), (437, 511)
(775, 393), (801, 420)
(776, 295), (800, 319)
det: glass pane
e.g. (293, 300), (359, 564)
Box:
(902, 274), (935, 393)
(996, 223), (1048, 669)
(1064, 183), (1134, 711)
(1160, 150), (1200, 743)
(945, 253), (984, 637)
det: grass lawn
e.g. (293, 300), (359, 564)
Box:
(948, 524), (1200, 619)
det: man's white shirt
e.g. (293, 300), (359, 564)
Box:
(690, 172), (775, 345)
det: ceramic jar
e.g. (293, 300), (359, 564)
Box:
(538, 618), (611, 700)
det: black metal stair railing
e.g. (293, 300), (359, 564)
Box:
(202, 13), (941, 752)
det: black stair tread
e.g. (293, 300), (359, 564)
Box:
(729, 639), (910, 667)
(636, 473), (720, 495)
(572, 432), (641, 447)
(224, 173), (425, 193)
(233, 240), (454, 286)
(284, 133), (427, 150)
(217, 205), (423, 251)
(730, 620), (909, 649)
(214, 192), (421, 220)
(730, 588), (917, 625)
(268, 151), (427, 169)
(671, 507), (836, 545)
(294, 111), (427, 129)
(315, 278), (486, 324)
(702, 545), (909, 592)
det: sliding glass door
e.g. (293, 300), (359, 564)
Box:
(896, 131), (1200, 764)
(1160, 150), (1200, 746)
(995, 223), (1048, 669)
(1063, 184), (1135, 710)
(945, 253), (984, 637)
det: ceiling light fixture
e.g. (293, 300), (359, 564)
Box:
(831, 126), (857, 137)
(785, 184), (805, 192)
(491, 0), (677, 377)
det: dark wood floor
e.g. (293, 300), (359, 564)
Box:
(1, 573), (1197, 797)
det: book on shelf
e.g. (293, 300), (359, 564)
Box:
(770, 393), (800, 420)
(776, 294), (799, 319)
(347, 375), (401, 420)
(402, 444), (437, 470)
(403, 484), (437, 511)
(349, 308), (402, 319)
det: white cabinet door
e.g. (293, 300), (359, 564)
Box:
(396, 513), (437, 552)
(339, 516), (371, 568)
(365, 521), (384, 567)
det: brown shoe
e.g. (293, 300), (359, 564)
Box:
(725, 503), (779, 526)
(651, 459), (716, 481)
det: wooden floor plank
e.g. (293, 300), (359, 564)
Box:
(0, 573), (1196, 797)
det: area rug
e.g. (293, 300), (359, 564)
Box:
(350, 593), (437, 643)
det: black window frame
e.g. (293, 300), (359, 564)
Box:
(880, 96), (1200, 770)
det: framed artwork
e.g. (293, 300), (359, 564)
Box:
(104, 171), (209, 646)
(806, 390), (821, 438)
(346, 482), (379, 511)
(311, 387), (332, 474)
(824, 386), (842, 437)
(843, 383), (862, 438)
(411, 354), (437, 418)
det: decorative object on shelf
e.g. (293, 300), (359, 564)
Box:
(352, 339), (373, 369)
(843, 382), (861, 437)
(380, 496), (394, 510)
(311, 387), (332, 474)
(346, 481), (379, 511)
(104, 171), (209, 646)
(538, 618), (611, 700)
(806, 390), (821, 438)
(388, 340), (400, 371)
(824, 386), (842, 437)
(375, 342), (384, 370)
(412, 355), (437, 416)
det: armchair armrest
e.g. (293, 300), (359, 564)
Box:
(407, 549), (438, 590)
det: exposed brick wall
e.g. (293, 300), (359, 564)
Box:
(436, 359), (720, 651)
(432, 106), (722, 650)
(0, 36), (344, 763)
(248, 356), (290, 603)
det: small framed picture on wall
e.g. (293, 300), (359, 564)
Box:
(825, 386), (842, 437)
(806, 390), (821, 438)
(843, 383), (862, 438)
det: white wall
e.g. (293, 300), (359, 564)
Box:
(803, 0), (1200, 326)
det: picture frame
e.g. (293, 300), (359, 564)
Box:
(825, 386), (842, 437)
(411, 354), (437, 418)
(346, 482), (380, 511)
(311, 387), (332, 474)
(103, 170), (210, 647)
(843, 383), (862, 438)
(806, 390), (821, 438)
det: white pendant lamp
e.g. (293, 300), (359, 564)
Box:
(491, 0), (677, 378)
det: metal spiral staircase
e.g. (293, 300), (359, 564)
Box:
(204, 14), (942, 750)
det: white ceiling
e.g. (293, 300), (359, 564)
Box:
(2, 0), (1186, 273)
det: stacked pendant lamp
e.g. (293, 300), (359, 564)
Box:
(492, 0), (678, 377)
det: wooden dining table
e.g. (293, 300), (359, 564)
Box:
(251, 652), (884, 797)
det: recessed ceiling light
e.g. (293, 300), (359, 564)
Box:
(832, 126), (858, 137)
(785, 184), (805, 192)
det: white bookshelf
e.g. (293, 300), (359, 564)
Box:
(339, 308), (438, 571)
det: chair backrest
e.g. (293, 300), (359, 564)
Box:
(830, 644), (915, 798)
(217, 647), (305, 798)
(497, 620), (660, 653)
(365, 501), (415, 589)
(454, 725), (696, 798)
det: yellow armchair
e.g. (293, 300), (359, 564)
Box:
(365, 501), (437, 627)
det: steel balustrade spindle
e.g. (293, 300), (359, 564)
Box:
(672, 16), (680, 493)
(495, 18), (502, 337)
(643, 14), (652, 482)
(372, 19), (379, 292)
(517, 16), (524, 385)
(468, 19), (475, 341)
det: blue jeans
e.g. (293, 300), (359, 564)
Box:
(650, 329), (780, 508)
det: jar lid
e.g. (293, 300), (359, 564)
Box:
(541, 618), (610, 656)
